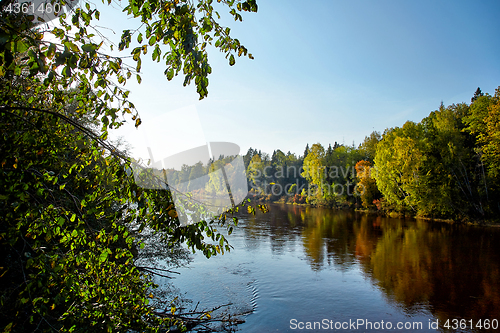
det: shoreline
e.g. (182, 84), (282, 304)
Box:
(247, 196), (500, 228)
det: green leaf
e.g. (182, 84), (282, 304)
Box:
(99, 251), (108, 262)
(229, 54), (235, 66)
(81, 43), (97, 53)
(165, 68), (174, 80)
(14, 40), (29, 53)
(62, 66), (71, 77)
(4, 322), (13, 332)
(0, 4), (262, 330)
(46, 43), (56, 59)
(148, 35), (156, 46)
(64, 41), (79, 53)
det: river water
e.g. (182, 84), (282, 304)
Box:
(167, 204), (500, 332)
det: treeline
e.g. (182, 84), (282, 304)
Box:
(242, 142), (367, 206)
(161, 141), (366, 206)
(244, 87), (500, 223)
(139, 86), (499, 223)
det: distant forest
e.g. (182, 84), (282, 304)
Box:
(173, 87), (500, 223)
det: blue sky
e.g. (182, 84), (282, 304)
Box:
(105, 0), (500, 158)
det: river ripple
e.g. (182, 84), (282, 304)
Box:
(168, 204), (500, 332)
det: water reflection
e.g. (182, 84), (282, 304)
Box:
(243, 204), (500, 328)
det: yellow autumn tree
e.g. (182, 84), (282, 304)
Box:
(481, 88), (500, 178)
(355, 160), (380, 209)
(301, 143), (326, 203)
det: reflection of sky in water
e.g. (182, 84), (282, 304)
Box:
(165, 204), (500, 332)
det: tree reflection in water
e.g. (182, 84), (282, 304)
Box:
(244, 204), (500, 325)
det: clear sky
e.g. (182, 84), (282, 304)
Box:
(104, 0), (500, 159)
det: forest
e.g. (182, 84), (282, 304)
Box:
(154, 86), (500, 224)
(239, 87), (500, 224)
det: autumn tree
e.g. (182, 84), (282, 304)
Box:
(355, 160), (380, 209)
(481, 88), (500, 179)
(301, 143), (326, 203)
(463, 87), (500, 216)
(419, 102), (480, 217)
(359, 131), (382, 162)
(374, 94), (500, 220)
(1, 0), (259, 331)
(374, 122), (426, 213)
(324, 144), (362, 203)
(247, 153), (265, 193)
(466, 87), (500, 179)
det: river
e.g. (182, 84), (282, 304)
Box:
(166, 204), (500, 332)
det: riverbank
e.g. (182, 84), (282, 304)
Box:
(354, 209), (500, 228)
(246, 193), (500, 227)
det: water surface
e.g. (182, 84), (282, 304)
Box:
(168, 204), (500, 332)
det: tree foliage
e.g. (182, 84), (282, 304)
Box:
(359, 131), (381, 162)
(301, 143), (326, 203)
(373, 123), (426, 213)
(0, 77), (248, 332)
(1, 0), (258, 132)
(355, 160), (379, 209)
(466, 88), (500, 179)
(1, 0), (259, 331)
(374, 90), (500, 221)
(243, 86), (500, 222)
